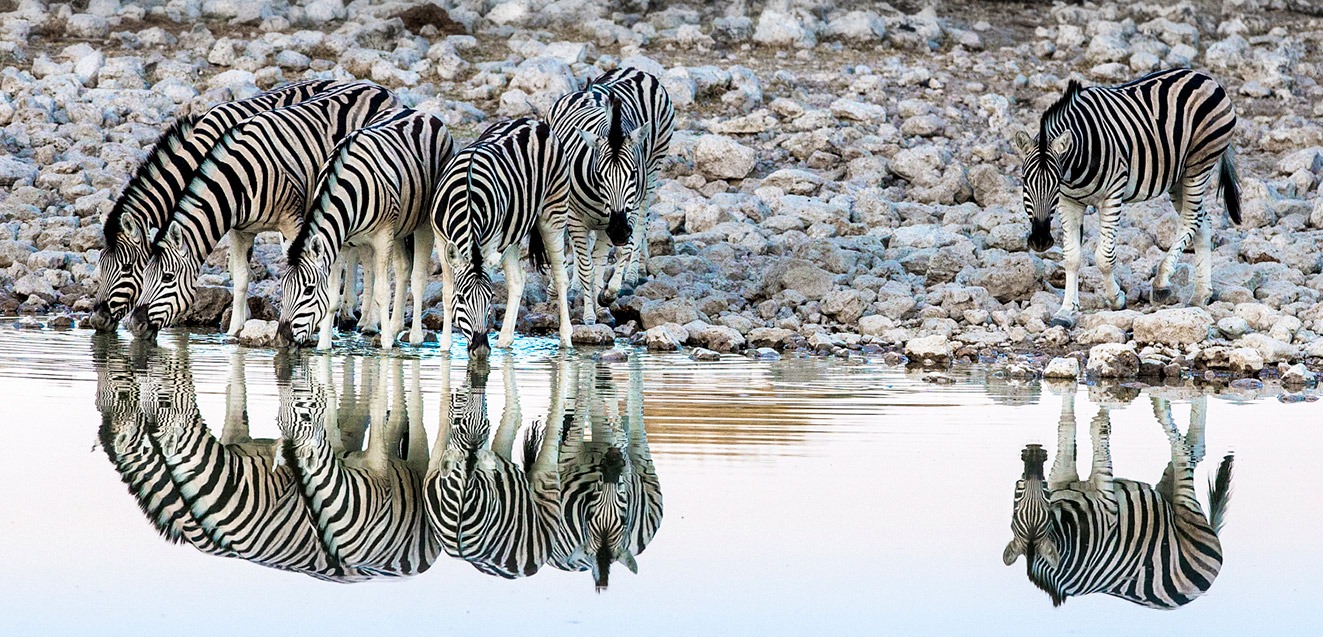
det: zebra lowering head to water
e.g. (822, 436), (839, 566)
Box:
(277, 109), (454, 350)
(547, 68), (674, 325)
(129, 82), (401, 341)
(430, 118), (573, 357)
(1004, 390), (1233, 608)
(87, 79), (339, 333)
(1014, 69), (1241, 328)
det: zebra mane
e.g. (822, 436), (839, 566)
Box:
(287, 146), (349, 268)
(606, 94), (626, 154)
(1024, 544), (1067, 607)
(105, 113), (201, 249)
(1038, 80), (1083, 154)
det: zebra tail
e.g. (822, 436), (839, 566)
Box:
(527, 227), (550, 273)
(1218, 148), (1242, 226)
(1207, 454), (1234, 534)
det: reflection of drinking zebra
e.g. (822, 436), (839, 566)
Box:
(424, 356), (569, 578)
(89, 79), (338, 332)
(131, 82), (401, 339)
(551, 356), (662, 591)
(279, 356), (438, 577)
(1003, 390), (1233, 608)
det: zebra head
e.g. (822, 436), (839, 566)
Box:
(583, 445), (636, 591)
(90, 213), (152, 332)
(277, 234), (334, 348)
(1013, 129), (1074, 252)
(1003, 443), (1060, 570)
(579, 96), (649, 247)
(449, 241), (494, 358)
(131, 223), (200, 340)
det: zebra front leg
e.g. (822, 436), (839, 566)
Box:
(1095, 195), (1128, 311)
(408, 229), (434, 346)
(388, 242), (409, 341)
(1048, 387), (1079, 489)
(226, 231), (256, 335)
(1050, 199), (1085, 328)
(540, 217), (574, 347)
(569, 225), (597, 325)
(588, 230), (611, 325)
(220, 348), (250, 445)
(318, 254), (347, 350)
(491, 356), (522, 461)
(1088, 407), (1119, 519)
(339, 248), (359, 326)
(439, 240), (455, 353)
(1154, 175), (1210, 305)
(496, 247), (526, 349)
(359, 247), (380, 334)
(371, 238), (396, 350)
(623, 199), (650, 290)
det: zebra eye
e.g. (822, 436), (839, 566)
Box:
(304, 284), (317, 295)
(162, 273), (176, 284)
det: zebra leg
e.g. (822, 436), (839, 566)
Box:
(388, 242), (409, 340)
(623, 199), (650, 288)
(226, 231), (255, 336)
(220, 348), (250, 445)
(491, 356), (522, 461)
(408, 229), (434, 346)
(538, 217), (574, 347)
(589, 231), (611, 325)
(318, 254), (346, 350)
(405, 358), (430, 474)
(1154, 175), (1210, 305)
(371, 238), (396, 350)
(439, 240), (455, 353)
(1048, 386), (1079, 489)
(569, 225), (597, 326)
(1050, 199), (1085, 328)
(496, 247), (526, 349)
(359, 247), (380, 334)
(1088, 407), (1119, 519)
(339, 248), (359, 327)
(1191, 200), (1214, 307)
(1095, 196), (1128, 311)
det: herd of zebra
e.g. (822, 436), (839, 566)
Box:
(93, 335), (660, 588)
(84, 68), (673, 357)
(80, 64), (1245, 350)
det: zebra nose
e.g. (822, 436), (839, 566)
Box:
(274, 322), (295, 349)
(88, 303), (115, 332)
(129, 307), (157, 339)
(468, 331), (490, 359)
(606, 211), (632, 246)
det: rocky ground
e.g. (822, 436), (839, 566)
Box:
(1, 0), (1322, 386)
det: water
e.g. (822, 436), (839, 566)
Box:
(0, 326), (1319, 635)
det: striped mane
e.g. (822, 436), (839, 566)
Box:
(1038, 80), (1083, 154)
(105, 113), (201, 249)
(1024, 543), (1067, 607)
(606, 94), (626, 156)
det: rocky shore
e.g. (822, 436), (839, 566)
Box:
(1, 0), (1321, 384)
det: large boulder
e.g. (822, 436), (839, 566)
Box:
(643, 323), (688, 351)
(691, 325), (746, 353)
(237, 319), (279, 347)
(1132, 307), (1213, 347)
(572, 323), (615, 345)
(694, 134), (756, 180)
(1086, 343), (1140, 378)
(639, 298), (700, 329)
(904, 334), (951, 364)
(1043, 357), (1080, 379)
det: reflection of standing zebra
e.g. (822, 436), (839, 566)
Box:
(552, 356), (662, 591)
(1015, 69), (1240, 328)
(89, 80), (338, 332)
(1003, 390), (1233, 608)
(424, 357), (569, 578)
(429, 118), (574, 357)
(131, 82), (401, 339)
(548, 68), (674, 325)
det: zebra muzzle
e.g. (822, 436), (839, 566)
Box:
(87, 303), (118, 332)
(468, 330), (490, 359)
(605, 211), (632, 247)
(1028, 218), (1054, 252)
(128, 307), (158, 340)
(1021, 444), (1047, 479)
(274, 322), (296, 349)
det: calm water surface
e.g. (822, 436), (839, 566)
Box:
(0, 326), (1319, 636)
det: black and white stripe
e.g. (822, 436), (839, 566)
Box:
(277, 109), (454, 350)
(429, 118), (573, 357)
(547, 68), (674, 325)
(1015, 69), (1240, 328)
(89, 80), (338, 332)
(130, 82), (401, 340)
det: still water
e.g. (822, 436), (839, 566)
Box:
(0, 326), (1319, 635)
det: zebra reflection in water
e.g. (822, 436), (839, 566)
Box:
(1004, 387), (1234, 608)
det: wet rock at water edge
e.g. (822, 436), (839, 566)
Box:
(1229, 347), (1265, 374)
(643, 323), (688, 351)
(905, 334), (951, 365)
(1086, 343), (1140, 378)
(49, 315), (74, 330)
(237, 320), (280, 347)
(1042, 357), (1080, 380)
(690, 347), (721, 361)
(13, 317), (43, 330)
(596, 349), (629, 363)
(748, 347), (782, 360)
(1281, 363), (1318, 387)
(1132, 308), (1213, 347)
(572, 324), (616, 346)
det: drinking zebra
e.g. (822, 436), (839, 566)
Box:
(88, 79), (339, 332)
(130, 82), (402, 340)
(1014, 69), (1241, 328)
(423, 356), (569, 578)
(550, 355), (662, 591)
(547, 68), (674, 325)
(430, 118), (573, 357)
(276, 109), (454, 350)
(1003, 389), (1233, 608)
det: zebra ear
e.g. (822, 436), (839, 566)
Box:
(163, 224), (186, 253)
(618, 549), (638, 574)
(626, 123), (648, 148)
(307, 233), (329, 259)
(1050, 130), (1073, 156)
(120, 215), (143, 244)
(1037, 537), (1061, 569)
(1003, 538), (1025, 566)
(1013, 130), (1035, 157)
(577, 129), (602, 151)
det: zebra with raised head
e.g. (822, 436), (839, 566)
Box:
(87, 79), (339, 332)
(276, 109), (454, 350)
(547, 68), (674, 325)
(551, 355), (662, 591)
(1014, 69), (1241, 328)
(1003, 389), (1233, 608)
(130, 82), (402, 340)
(423, 356), (569, 578)
(430, 118), (573, 357)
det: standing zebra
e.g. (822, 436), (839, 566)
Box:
(277, 109), (454, 350)
(88, 79), (339, 332)
(1015, 69), (1241, 328)
(547, 68), (674, 325)
(1003, 389), (1233, 608)
(130, 82), (401, 340)
(423, 356), (569, 578)
(551, 355), (662, 591)
(430, 118), (573, 357)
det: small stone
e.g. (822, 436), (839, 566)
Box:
(690, 347), (721, 361)
(237, 319), (279, 347)
(922, 372), (956, 384)
(749, 347), (782, 360)
(1043, 357), (1080, 380)
(597, 349), (628, 363)
(1086, 343), (1140, 378)
(1229, 347), (1265, 374)
(572, 323), (616, 346)
(905, 334), (951, 364)
(1229, 378), (1264, 391)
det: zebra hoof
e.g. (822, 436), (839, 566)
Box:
(1151, 286), (1175, 305)
(1048, 316), (1075, 329)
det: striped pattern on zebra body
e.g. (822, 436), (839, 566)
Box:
(423, 357), (568, 578)
(130, 82), (402, 340)
(547, 67), (675, 325)
(89, 79), (339, 332)
(551, 355), (661, 591)
(429, 117), (573, 357)
(1015, 69), (1241, 328)
(279, 356), (438, 577)
(1004, 390), (1233, 608)
(277, 109), (455, 351)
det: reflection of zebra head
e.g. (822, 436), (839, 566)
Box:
(577, 94), (649, 247)
(1012, 81), (1078, 252)
(278, 233), (335, 347)
(1003, 444), (1059, 571)
(131, 221), (201, 339)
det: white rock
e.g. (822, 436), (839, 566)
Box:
(823, 10), (885, 43)
(1132, 307), (1213, 347)
(694, 135), (756, 180)
(73, 51), (104, 86)
(1043, 357), (1080, 379)
(503, 56), (576, 117)
(304, 0), (346, 23)
(0, 156), (38, 186)
(487, 1), (528, 26)
(66, 14), (109, 39)
(904, 334), (951, 363)
(1228, 347), (1265, 373)
(1234, 334), (1299, 364)
(1086, 343), (1140, 378)
(644, 323), (688, 351)
(1281, 363), (1317, 386)
(238, 319), (279, 347)
(208, 69), (259, 99)
(571, 323), (615, 345)
(830, 98), (887, 123)
(753, 9), (816, 48)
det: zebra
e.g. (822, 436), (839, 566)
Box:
(1003, 389), (1234, 608)
(278, 354), (439, 577)
(87, 79), (339, 332)
(550, 355), (662, 591)
(423, 355), (569, 578)
(1014, 69), (1241, 328)
(276, 109), (455, 350)
(129, 81), (402, 340)
(430, 117), (573, 357)
(547, 68), (674, 325)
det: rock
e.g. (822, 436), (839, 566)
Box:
(905, 334), (951, 364)
(694, 135), (756, 180)
(1079, 324), (1127, 346)
(690, 347), (721, 361)
(691, 325), (746, 353)
(0, 240), (37, 267)
(1043, 357), (1080, 379)
(830, 98), (887, 123)
(640, 299), (700, 329)
(643, 323), (688, 351)
(1281, 363), (1317, 386)
(572, 323), (615, 345)
(823, 10), (885, 43)
(749, 347), (782, 360)
(1132, 308), (1213, 347)
(1234, 333), (1299, 364)
(237, 319), (279, 347)
(1228, 347), (1265, 374)
(13, 274), (56, 302)
(748, 327), (793, 349)
(958, 254), (1042, 302)
(858, 315), (894, 337)
(0, 156), (38, 186)
(181, 285), (233, 326)
(1216, 316), (1250, 340)
(503, 57), (576, 117)
(597, 349), (628, 363)
(66, 14), (110, 39)
(753, 8), (816, 48)
(1086, 343), (1140, 378)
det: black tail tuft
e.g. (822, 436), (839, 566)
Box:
(1219, 149), (1242, 225)
(1208, 453), (1234, 534)
(528, 228), (549, 273)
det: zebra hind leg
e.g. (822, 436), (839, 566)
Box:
(1153, 174), (1209, 306)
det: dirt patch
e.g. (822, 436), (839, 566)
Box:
(392, 4), (467, 35)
